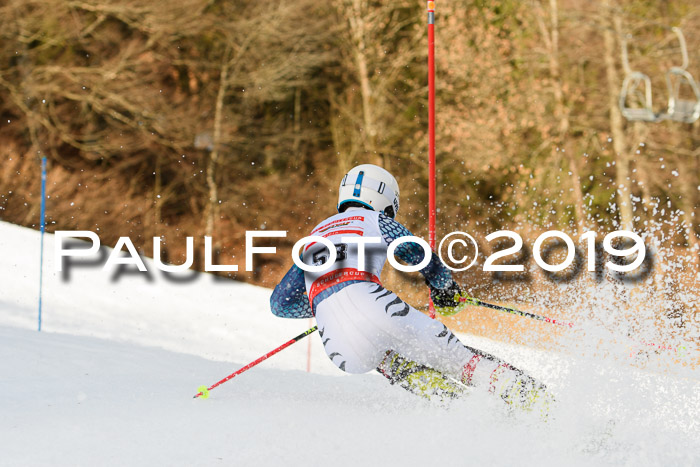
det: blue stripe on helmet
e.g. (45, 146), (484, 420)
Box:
(353, 171), (365, 197)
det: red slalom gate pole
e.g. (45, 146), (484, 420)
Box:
(193, 326), (318, 399)
(427, 1), (437, 319)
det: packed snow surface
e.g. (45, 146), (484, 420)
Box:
(1, 221), (699, 466)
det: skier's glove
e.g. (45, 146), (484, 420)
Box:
(429, 280), (471, 316)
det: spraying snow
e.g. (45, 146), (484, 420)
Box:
(1, 221), (698, 466)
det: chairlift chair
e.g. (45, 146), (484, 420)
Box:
(663, 28), (700, 123)
(619, 71), (660, 122)
(619, 34), (661, 122)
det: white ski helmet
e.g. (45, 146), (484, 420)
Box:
(337, 164), (400, 218)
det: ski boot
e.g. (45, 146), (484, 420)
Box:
(489, 363), (554, 418)
(377, 350), (466, 401)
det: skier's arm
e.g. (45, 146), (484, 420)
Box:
(378, 213), (468, 316)
(378, 213), (452, 288)
(270, 264), (313, 319)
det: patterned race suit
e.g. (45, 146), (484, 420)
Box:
(271, 208), (549, 408)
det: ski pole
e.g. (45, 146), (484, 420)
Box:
(459, 296), (692, 357)
(462, 296), (694, 357)
(193, 326), (318, 399)
(460, 296), (575, 328)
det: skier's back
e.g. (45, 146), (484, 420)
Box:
(271, 164), (551, 411)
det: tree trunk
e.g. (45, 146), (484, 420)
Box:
(327, 82), (353, 176)
(154, 153), (161, 233)
(293, 87), (302, 155)
(680, 173), (700, 267)
(631, 122), (652, 220)
(205, 48), (231, 240)
(347, 0), (378, 160)
(534, 0), (586, 234)
(602, 3), (634, 231)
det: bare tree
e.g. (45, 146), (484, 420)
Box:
(330, 0), (422, 170)
(532, 0), (587, 234)
(601, 0), (635, 231)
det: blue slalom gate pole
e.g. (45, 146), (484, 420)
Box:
(38, 156), (47, 331)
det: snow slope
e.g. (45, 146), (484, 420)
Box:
(0, 221), (345, 374)
(1, 221), (700, 466)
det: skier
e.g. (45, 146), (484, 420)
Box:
(270, 164), (551, 412)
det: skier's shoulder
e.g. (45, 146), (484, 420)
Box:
(376, 212), (413, 239)
(309, 210), (379, 235)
